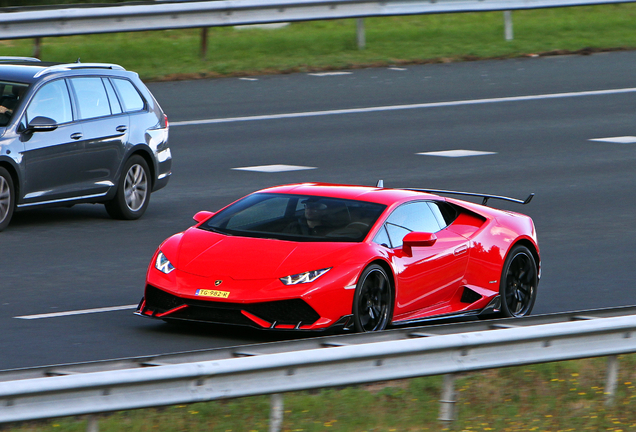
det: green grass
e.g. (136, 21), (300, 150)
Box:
(1, 5), (636, 80)
(6, 355), (636, 431)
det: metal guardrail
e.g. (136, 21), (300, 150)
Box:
(1, 306), (636, 426)
(1, 0), (636, 40)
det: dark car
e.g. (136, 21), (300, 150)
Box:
(0, 57), (171, 231)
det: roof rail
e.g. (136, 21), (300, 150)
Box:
(404, 188), (534, 207)
(33, 63), (126, 78)
(0, 56), (42, 63)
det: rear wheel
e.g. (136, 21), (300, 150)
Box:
(0, 167), (15, 232)
(353, 264), (393, 332)
(500, 245), (538, 317)
(105, 155), (151, 220)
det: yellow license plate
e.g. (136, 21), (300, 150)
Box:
(195, 289), (230, 298)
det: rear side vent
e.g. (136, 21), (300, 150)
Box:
(460, 287), (483, 304)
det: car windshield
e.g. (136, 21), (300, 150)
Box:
(200, 193), (387, 242)
(0, 81), (29, 127)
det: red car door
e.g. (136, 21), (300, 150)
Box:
(379, 201), (469, 320)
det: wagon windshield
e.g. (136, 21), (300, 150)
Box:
(200, 193), (387, 242)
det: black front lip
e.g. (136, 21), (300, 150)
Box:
(135, 303), (353, 333)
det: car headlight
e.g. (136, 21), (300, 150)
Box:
(280, 268), (331, 285)
(155, 251), (175, 274)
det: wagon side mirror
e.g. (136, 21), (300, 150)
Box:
(402, 232), (437, 256)
(26, 116), (58, 133)
(193, 211), (215, 223)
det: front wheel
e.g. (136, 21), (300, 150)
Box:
(353, 264), (393, 332)
(0, 167), (15, 232)
(105, 155), (151, 220)
(499, 245), (538, 317)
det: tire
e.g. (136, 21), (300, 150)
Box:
(499, 245), (538, 317)
(105, 155), (151, 220)
(353, 264), (393, 332)
(0, 167), (15, 232)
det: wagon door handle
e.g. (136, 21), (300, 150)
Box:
(116, 125), (127, 133)
(70, 132), (83, 140)
(454, 245), (468, 256)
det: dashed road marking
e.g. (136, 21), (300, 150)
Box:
(589, 136), (636, 144)
(15, 304), (138, 320)
(232, 164), (316, 173)
(417, 150), (497, 157)
(308, 72), (353, 76)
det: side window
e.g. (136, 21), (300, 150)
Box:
(112, 78), (145, 112)
(373, 225), (391, 248)
(384, 201), (441, 248)
(25, 80), (73, 125)
(428, 201), (458, 228)
(70, 77), (111, 120)
(103, 78), (122, 115)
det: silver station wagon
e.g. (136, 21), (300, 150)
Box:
(0, 57), (171, 231)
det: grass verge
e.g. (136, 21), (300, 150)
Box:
(1, 5), (636, 80)
(5, 354), (636, 431)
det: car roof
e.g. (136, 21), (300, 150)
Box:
(257, 183), (440, 205)
(0, 58), (126, 84)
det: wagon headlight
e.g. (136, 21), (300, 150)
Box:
(155, 251), (175, 274)
(280, 268), (331, 285)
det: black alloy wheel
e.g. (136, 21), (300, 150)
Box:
(353, 264), (393, 332)
(0, 167), (15, 232)
(500, 245), (538, 317)
(105, 155), (151, 220)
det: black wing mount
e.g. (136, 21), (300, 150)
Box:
(405, 188), (534, 206)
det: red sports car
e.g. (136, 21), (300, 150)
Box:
(136, 183), (540, 332)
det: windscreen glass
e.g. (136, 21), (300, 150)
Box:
(200, 193), (387, 242)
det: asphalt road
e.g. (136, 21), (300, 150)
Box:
(2, 51), (636, 371)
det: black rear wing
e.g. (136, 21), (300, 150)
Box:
(405, 188), (534, 206)
(375, 180), (533, 206)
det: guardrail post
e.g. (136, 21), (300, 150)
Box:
(503, 11), (513, 41)
(200, 28), (208, 59)
(605, 355), (619, 406)
(356, 18), (366, 50)
(33, 37), (42, 59)
(269, 393), (284, 432)
(438, 373), (456, 424)
(86, 415), (98, 432)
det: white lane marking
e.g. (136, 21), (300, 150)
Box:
(15, 304), (138, 320)
(232, 164), (316, 172)
(170, 87), (636, 127)
(589, 136), (636, 143)
(418, 150), (497, 157)
(308, 72), (353, 76)
(239, 77), (258, 81)
(389, 67), (407, 71)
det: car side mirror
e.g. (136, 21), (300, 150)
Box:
(402, 232), (437, 256)
(193, 211), (215, 223)
(26, 116), (58, 133)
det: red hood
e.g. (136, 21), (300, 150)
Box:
(170, 227), (360, 279)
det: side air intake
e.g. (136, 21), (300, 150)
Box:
(460, 287), (483, 304)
